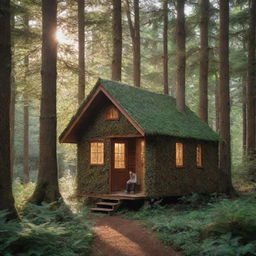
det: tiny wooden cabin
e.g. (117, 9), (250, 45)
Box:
(59, 78), (223, 198)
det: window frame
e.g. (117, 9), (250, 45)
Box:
(196, 144), (203, 168)
(175, 142), (184, 168)
(89, 140), (104, 166)
(105, 106), (120, 121)
(113, 142), (127, 169)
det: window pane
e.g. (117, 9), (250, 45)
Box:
(90, 142), (104, 165)
(106, 107), (119, 120)
(197, 144), (202, 167)
(114, 143), (125, 168)
(176, 143), (183, 167)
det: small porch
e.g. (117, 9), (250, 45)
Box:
(81, 192), (147, 201)
(81, 192), (148, 214)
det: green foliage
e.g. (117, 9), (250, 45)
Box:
(121, 197), (256, 256)
(0, 205), (93, 256)
(5, 177), (93, 256)
(205, 198), (256, 241)
(13, 179), (35, 211)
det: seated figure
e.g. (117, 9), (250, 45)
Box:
(125, 171), (137, 193)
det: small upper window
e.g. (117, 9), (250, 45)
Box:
(90, 142), (104, 165)
(176, 142), (184, 167)
(196, 144), (203, 167)
(105, 106), (119, 120)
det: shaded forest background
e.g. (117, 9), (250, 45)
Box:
(11, 0), (251, 182)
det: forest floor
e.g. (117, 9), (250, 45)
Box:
(91, 215), (182, 256)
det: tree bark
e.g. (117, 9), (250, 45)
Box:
(199, 0), (209, 123)
(10, 12), (16, 179)
(111, 0), (122, 81)
(176, 0), (186, 112)
(125, 0), (141, 87)
(242, 74), (247, 156)
(23, 102), (29, 184)
(23, 14), (30, 184)
(0, 0), (18, 219)
(214, 72), (219, 132)
(219, 0), (232, 193)
(78, 0), (85, 104)
(30, 0), (61, 204)
(246, 0), (256, 158)
(163, 0), (169, 95)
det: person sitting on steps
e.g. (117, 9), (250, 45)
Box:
(125, 171), (137, 194)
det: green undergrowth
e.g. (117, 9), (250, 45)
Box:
(120, 194), (256, 256)
(0, 177), (93, 256)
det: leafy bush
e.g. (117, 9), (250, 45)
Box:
(121, 197), (256, 256)
(204, 198), (256, 241)
(13, 179), (35, 211)
(0, 204), (93, 256)
(3, 176), (93, 256)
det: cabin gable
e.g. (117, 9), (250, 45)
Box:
(80, 99), (140, 139)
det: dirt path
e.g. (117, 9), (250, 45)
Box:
(91, 215), (182, 256)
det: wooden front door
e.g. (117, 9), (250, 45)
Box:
(111, 140), (129, 192)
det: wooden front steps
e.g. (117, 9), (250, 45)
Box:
(91, 198), (122, 214)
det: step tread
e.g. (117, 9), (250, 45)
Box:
(96, 202), (120, 206)
(91, 207), (114, 212)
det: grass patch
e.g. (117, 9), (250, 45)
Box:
(120, 194), (256, 256)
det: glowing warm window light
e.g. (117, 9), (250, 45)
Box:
(114, 143), (125, 169)
(106, 107), (119, 120)
(90, 142), (104, 165)
(196, 144), (203, 167)
(176, 142), (184, 167)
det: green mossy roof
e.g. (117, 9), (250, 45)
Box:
(60, 78), (220, 142)
(99, 78), (219, 141)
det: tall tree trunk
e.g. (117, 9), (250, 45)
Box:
(242, 74), (247, 156)
(23, 14), (30, 184)
(30, 0), (61, 204)
(111, 0), (122, 81)
(163, 0), (169, 95)
(10, 12), (16, 179)
(219, 0), (232, 193)
(126, 0), (141, 87)
(0, 0), (18, 219)
(23, 102), (29, 184)
(199, 0), (209, 123)
(246, 0), (256, 158)
(214, 72), (219, 132)
(78, 0), (85, 104)
(176, 0), (186, 112)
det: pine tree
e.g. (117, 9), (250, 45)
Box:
(176, 0), (186, 112)
(30, 0), (61, 204)
(219, 0), (232, 192)
(199, 0), (209, 123)
(111, 0), (122, 81)
(126, 0), (141, 87)
(163, 0), (169, 95)
(78, 0), (85, 104)
(246, 0), (256, 158)
(0, 0), (18, 219)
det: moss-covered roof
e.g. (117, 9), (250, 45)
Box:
(60, 78), (220, 142)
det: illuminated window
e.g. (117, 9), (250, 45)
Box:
(114, 143), (125, 168)
(176, 143), (184, 167)
(90, 142), (104, 165)
(106, 106), (119, 120)
(196, 144), (203, 167)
